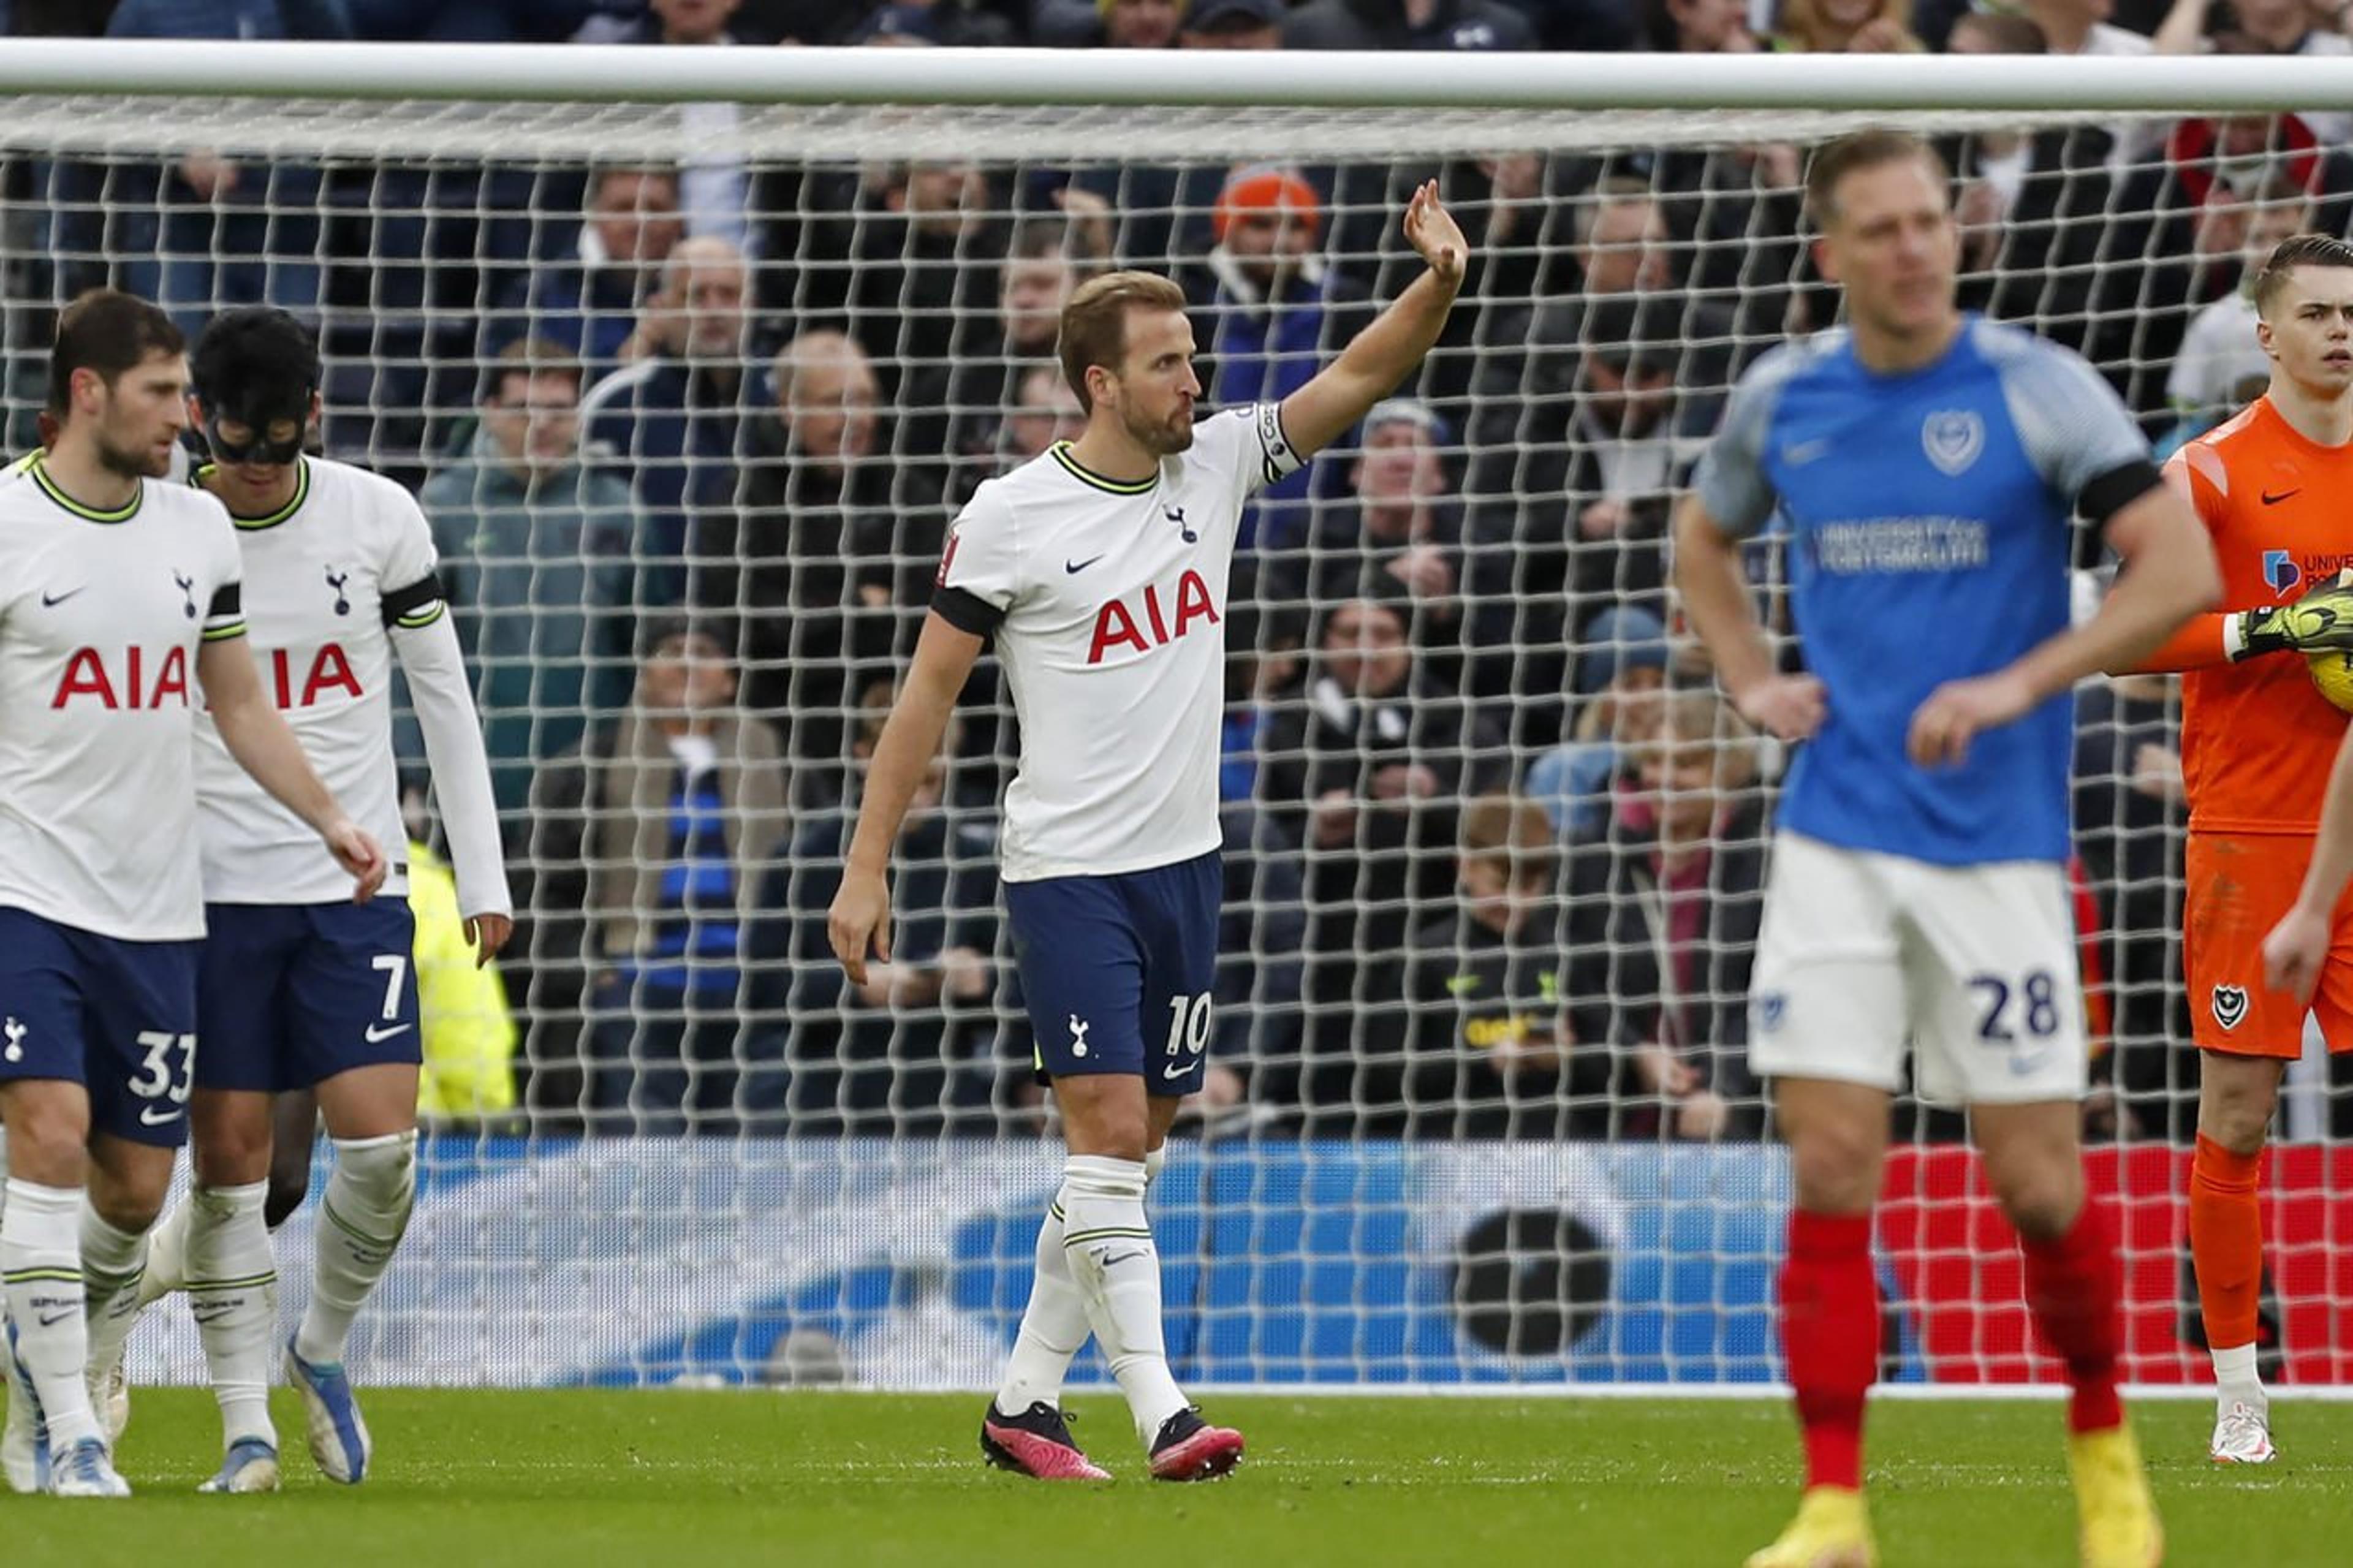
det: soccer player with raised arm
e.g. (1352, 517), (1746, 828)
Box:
(830, 184), (1463, 1483)
(0, 291), (384, 1499)
(1674, 132), (2218, 1568)
(113, 309), (511, 1494)
(2132, 233), (2353, 1467)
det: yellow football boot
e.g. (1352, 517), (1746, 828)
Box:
(2069, 1424), (2164, 1568)
(1745, 1486), (1877, 1568)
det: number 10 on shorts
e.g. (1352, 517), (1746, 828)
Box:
(1164, 992), (1213, 1061)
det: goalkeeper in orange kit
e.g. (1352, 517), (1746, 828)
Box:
(2132, 233), (2353, 1465)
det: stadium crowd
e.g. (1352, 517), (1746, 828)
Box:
(5, 0), (2350, 1142)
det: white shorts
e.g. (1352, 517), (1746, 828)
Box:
(1747, 832), (2088, 1107)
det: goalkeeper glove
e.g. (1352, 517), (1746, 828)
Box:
(2239, 578), (2353, 658)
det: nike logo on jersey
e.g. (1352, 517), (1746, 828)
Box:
(138, 1105), (183, 1126)
(36, 1308), (75, 1328)
(39, 587), (85, 607)
(2264, 488), (2303, 506)
(1781, 439), (1830, 466)
(1099, 1249), (1150, 1270)
(363, 1022), (414, 1044)
(1065, 555), (1105, 575)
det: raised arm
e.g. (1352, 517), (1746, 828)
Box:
(827, 612), (984, 984)
(1276, 181), (1465, 461)
(198, 634), (387, 901)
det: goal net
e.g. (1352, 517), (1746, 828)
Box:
(9, 44), (2349, 1392)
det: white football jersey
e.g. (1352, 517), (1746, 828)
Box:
(936, 404), (1300, 882)
(191, 456), (439, 904)
(0, 453), (244, 941)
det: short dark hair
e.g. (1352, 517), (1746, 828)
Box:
(189, 306), (319, 407)
(589, 162), (680, 200)
(1805, 129), (1949, 229)
(637, 613), (733, 664)
(2253, 232), (2353, 316)
(483, 336), (582, 403)
(47, 289), (183, 417)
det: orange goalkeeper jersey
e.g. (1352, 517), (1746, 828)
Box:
(2164, 396), (2353, 836)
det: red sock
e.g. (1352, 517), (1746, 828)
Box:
(1781, 1209), (1878, 1491)
(2021, 1202), (2125, 1434)
(2188, 1133), (2264, 1353)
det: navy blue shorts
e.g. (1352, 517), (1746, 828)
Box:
(0, 906), (201, 1147)
(1003, 850), (1220, 1097)
(197, 901), (421, 1094)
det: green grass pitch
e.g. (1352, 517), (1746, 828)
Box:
(11, 1390), (2352, 1565)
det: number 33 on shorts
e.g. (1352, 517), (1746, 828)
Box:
(128, 1030), (194, 1126)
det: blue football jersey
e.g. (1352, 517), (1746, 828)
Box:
(1692, 316), (2150, 866)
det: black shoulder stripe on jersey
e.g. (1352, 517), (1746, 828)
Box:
(2078, 460), (2164, 531)
(379, 570), (445, 628)
(931, 585), (1004, 638)
(207, 583), (241, 619)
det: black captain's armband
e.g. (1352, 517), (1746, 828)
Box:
(2073, 460), (2165, 569)
(380, 571), (447, 630)
(2078, 460), (2164, 530)
(931, 585), (1004, 637)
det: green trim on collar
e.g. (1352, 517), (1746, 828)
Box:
(195, 456), (310, 530)
(1049, 442), (1156, 495)
(28, 453), (140, 524)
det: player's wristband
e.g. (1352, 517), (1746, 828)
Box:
(2237, 608), (2291, 661)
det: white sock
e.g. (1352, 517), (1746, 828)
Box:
(995, 1198), (1089, 1415)
(185, 1182), (276, 1450)
(1, 1179), (98, 1449)
(2213, 1342), (2266, 1413)
(296, 1131), (414, 1368)
(76, 1202), (146, 1399)
(1058, 1154), (1188, 1447)
(992, 1148), (1169, 1417)
(135, 1199), (190, 1307)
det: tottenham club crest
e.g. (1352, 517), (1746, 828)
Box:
(1922, 410), (1985, 477)
(1754, 992), (1787, 1034)
(2211, 984), (2250, 1032)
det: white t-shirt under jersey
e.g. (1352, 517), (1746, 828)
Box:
(191, 456), (438, 904)
(937, 404), (1301, 882)
(0, 453), (244, 941)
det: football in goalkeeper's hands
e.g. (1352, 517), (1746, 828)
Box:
(2310, 650), (2353, 713)
(2308, 570), (2353, 713)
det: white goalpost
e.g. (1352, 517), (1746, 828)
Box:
(3, 42), (2348, 1395)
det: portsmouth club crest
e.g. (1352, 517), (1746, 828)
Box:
(1922, 410), (1985, 477)
(2211, 985), (2249, 1032)
(2264, 549), (2304, 598)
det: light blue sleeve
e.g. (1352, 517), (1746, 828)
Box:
(1690, 352), (1790, 540)
(1996, 333), (2153, 504)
